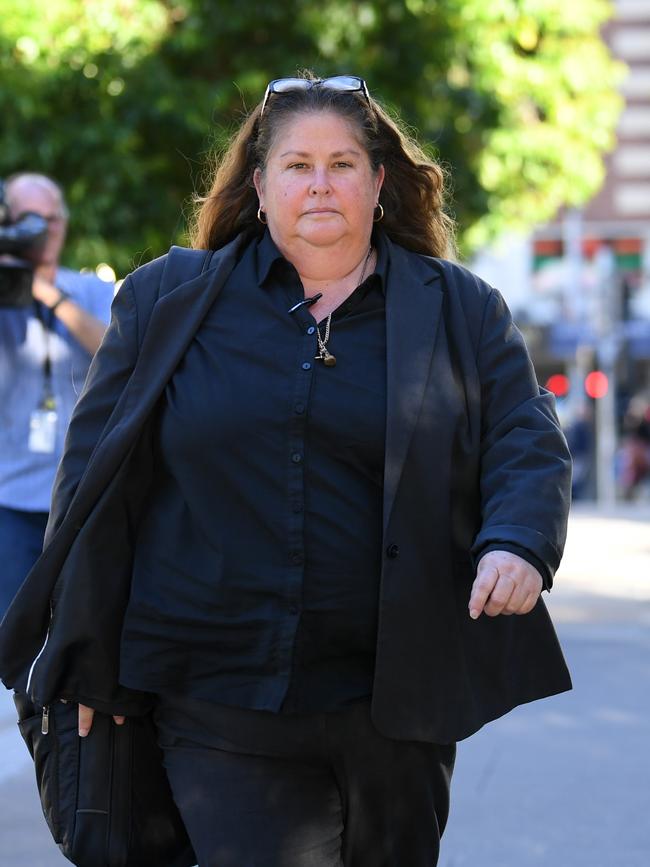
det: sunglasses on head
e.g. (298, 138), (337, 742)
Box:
(260, 76), (370, 116)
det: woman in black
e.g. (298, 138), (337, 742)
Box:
(0, 75), (572, 866)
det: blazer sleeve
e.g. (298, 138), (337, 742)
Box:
(469, 287), (572, 589)
(45, 275), (140, 544)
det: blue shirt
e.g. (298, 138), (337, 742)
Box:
(120, 230), (389, 713)
(0, 268), (114, 511)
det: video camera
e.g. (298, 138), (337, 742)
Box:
(0, 179), (48, 307)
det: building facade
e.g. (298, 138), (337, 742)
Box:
(473, 0), (650, 499)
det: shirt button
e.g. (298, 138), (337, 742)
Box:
(294, 403), (305, 414)
(292, 502), (304, 513)
(291, 452), (303, 463)
(386, 544), (400, 559)
(302, 362), (312, 370)
(291, 552), (304, 565)
(307, 326), (316, 335)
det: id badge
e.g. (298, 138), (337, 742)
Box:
(28, 407), (58, 454)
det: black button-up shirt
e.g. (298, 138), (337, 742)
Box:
(120, 230), (389, 713)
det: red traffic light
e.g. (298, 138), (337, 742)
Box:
(545, 374), (570, 397)
(584, 371), (609, 399)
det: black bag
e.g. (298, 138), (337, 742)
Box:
(14, 693), (196, 867)
(11, 248), (219, 866)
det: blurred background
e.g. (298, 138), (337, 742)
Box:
(3, 0), (648, 503)
(1, 1), (649, 865)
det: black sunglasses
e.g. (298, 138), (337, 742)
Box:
(260, 76), (370, 116)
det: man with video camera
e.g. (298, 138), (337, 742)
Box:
(0, 173), (114, 618)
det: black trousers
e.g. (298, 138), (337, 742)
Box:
(154, 696), (455, 867)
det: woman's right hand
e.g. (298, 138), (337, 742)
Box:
(78, 703), (126, 737)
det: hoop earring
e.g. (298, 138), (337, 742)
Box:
(257, 206), (267, 225)
(373, 203), (384, 222)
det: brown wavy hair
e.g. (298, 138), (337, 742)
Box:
(191, 75), (455, 258)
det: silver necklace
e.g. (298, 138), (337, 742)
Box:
(315, 247), (373, 367)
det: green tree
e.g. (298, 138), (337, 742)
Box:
(0, 0), (623, 274)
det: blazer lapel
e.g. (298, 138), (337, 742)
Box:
(130, 234), (249, 402)
(383, 241), (444, 532)
(64, 234), (442, 541)
(66, 239), (245, 527)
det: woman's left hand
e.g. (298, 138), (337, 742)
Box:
(78, 703), (126, 737)
(468, 550), (543, 620)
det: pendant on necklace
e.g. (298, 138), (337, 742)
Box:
(316, 346), (336, 367)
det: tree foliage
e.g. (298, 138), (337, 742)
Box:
(0, 0), (623, 273)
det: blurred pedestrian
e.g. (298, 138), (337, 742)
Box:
(0, 77), (572, 866)
(564, 403), (594, 500)
(617, 397), (650, 500)
(0, 173), (113, 617)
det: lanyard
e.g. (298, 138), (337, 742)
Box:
(33, 300), (56, 407)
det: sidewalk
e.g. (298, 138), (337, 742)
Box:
(554, 501), (650, 601)
(1, 503), (648, 866)
(440, 502), (650, 867)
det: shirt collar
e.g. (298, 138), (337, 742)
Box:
(255, 228), (389, 295)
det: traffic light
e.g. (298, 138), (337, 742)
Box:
(545, 374), (570, 397)
(584, 371), (609, 399)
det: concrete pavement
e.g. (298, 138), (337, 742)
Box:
(1, 504), (648, 866)
(441, 504), (650, 866)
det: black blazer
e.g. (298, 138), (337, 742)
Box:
(0, 233), (572, 744)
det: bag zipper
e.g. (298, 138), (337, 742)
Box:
(41, 705), (50, 735)
(26, 628), (49, 698)
(26, 601), (53, 702)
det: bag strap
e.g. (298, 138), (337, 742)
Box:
(159, 245), (215, 300)
(135, 246), (216, 349)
